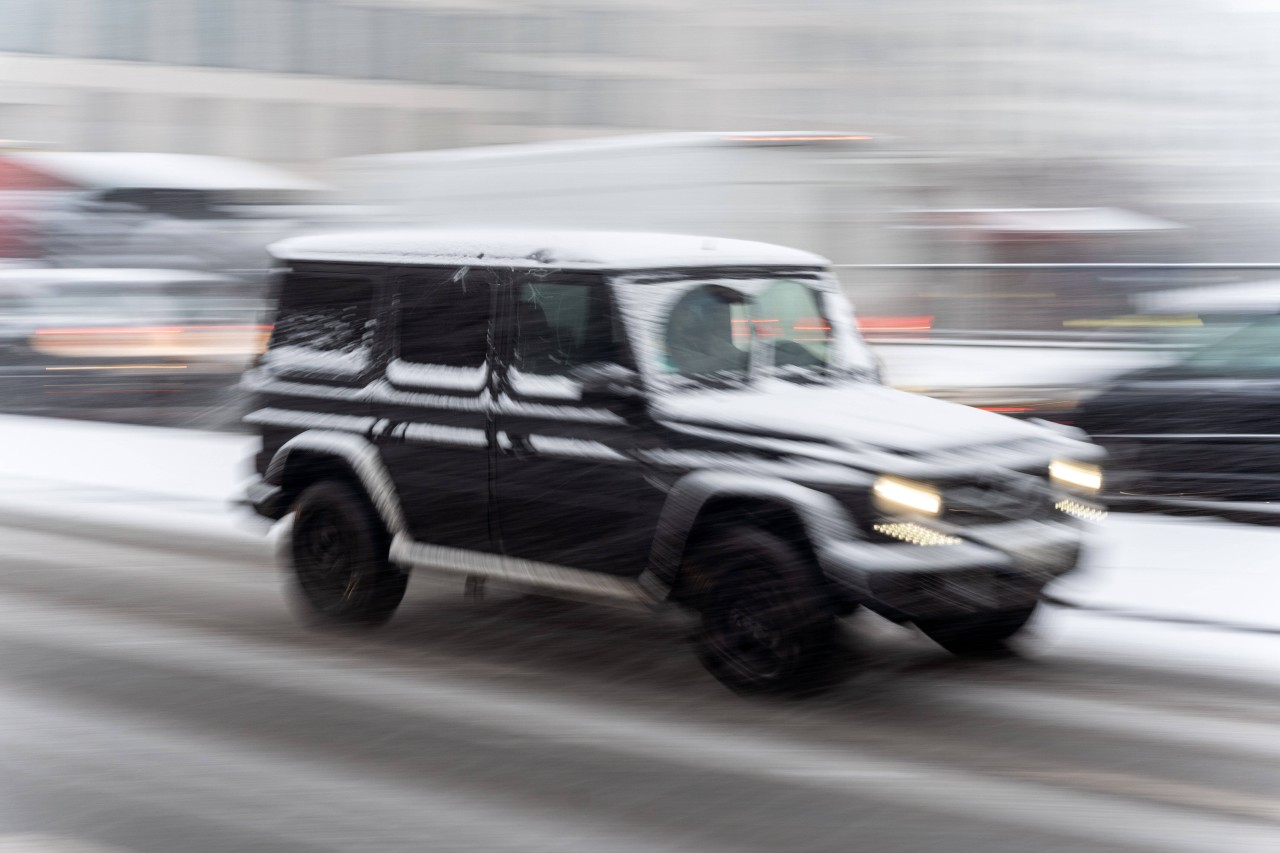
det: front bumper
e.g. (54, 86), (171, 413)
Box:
(819, 517), (1086, 620)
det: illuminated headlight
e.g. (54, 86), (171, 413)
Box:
(1049, 459), (1103, 492)
(872, 476), (942, 516)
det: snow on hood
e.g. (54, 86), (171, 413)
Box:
(653, 379), (1058, 457)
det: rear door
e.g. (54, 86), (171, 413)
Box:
(373, 265), (497, 551)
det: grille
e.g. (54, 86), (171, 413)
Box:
(941, 473), (1054, 526)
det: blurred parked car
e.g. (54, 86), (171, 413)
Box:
(0, 151), (375, 284)
(1074, 312), (1280, 514)
(0, 268), (268, 415)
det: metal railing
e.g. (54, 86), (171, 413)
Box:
(829, 262), (1280, 347)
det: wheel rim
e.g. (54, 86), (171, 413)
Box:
(297, 507), (359, 609)
(705, 581), (797, 685)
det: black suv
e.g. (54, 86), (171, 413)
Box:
(244, 230), (1104, 694)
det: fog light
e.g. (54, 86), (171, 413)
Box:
(873, 522), (962, 547)
(1055, 498), (1107, 522)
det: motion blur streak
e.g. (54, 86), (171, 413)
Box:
(2, 3), (1280, 852)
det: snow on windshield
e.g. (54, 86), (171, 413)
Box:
(613, 273), (877, 387)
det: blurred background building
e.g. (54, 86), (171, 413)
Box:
(2, 1), (1278, 163)
(1, 0), (1278, 419)
(3, 0), (1280, 259)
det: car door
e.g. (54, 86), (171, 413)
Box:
(373, 265), (497, 552)
(493, 272), (662, 576)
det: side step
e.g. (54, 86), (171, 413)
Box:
(389, 536), (655, 611)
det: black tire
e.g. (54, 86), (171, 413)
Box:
(289, 479), (408, 628)
(691, 526), (841, 696)
(916, 604), (1038, 656)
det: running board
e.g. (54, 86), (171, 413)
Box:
(389, 536), (654, 610)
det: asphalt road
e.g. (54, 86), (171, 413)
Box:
(1, 522), (1277, 853)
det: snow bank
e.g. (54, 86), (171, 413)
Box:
(1051, 513), (1280, 633)
(0, 414), (255, 502)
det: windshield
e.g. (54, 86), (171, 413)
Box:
(1170, 314), (1280, 377)
(619, 275), (855, 387)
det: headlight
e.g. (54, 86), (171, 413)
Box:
(1050, 459), (1102, 492)
(872, 476), (942, 516)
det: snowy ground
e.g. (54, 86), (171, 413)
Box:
(1, 414), (1277, 852)
(1, 413), (1275, 642)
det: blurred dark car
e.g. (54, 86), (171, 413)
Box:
(1074, 313), (1280, 513)
(0, 268), (268, 415)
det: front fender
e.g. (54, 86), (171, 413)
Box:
(638, 470), (859, 599)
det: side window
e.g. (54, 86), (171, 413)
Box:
(269, 272), (375, 373)
(396, 269), (491, 368)
(515, 279), (625, 376)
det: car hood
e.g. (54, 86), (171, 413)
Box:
(652, 379), (1060, 458)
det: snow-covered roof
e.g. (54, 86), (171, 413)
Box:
(335, 131), (875, 168)
(4, 152), (328, 192)
(270, 229), (829, 270)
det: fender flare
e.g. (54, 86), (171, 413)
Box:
(638, 470), (859, 600)
(265, 429), (408, 537)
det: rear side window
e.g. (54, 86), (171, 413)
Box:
(397, 269), (491, 368)
(269, 272), (375, 373)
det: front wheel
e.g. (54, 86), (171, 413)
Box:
(916, 604), (1038, 656)
(691, 527), (841, 696)
(289, 479), (408, 628)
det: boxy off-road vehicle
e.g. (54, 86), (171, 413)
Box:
(244, 229), (1104, 694)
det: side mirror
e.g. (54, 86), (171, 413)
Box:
(571, 363), (645, 411)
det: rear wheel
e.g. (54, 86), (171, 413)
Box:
(290, 479), (408, 628)
(691, 526), (840, 696)
(916, 604), (1038, 656)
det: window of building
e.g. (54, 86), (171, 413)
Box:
(331, 3), (372, 78)
(194, 0), (235, 67)
(0, 0), (55, 54)
(280, 0), (309, 73)
(91, 0), (151, 61)
(397, 270), (491, 368)
(237, 0), (287, 72)
(423, 13), (462, 84)
(370, 7), (417, 81)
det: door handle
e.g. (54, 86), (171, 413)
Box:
(504, 433), (535, 459)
